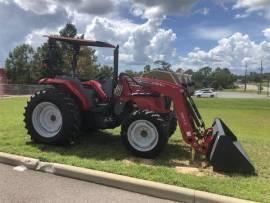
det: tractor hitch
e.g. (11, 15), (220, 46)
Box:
(207, 118), (255, 175)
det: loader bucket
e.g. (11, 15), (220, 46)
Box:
(207, 118), (255, 174)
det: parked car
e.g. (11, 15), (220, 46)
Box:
(194, 88), (215, 94)
(194, 89), (217, 98)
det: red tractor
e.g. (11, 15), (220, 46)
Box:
(24, 35), (255, 174)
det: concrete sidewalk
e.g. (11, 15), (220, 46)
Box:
(0, 163), (173, 203)
(0, 152), (257, 203)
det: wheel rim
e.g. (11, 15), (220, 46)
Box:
(127, 120), (159, 152)
(32, 102), (63, 138)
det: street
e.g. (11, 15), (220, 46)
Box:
(216, 91), (269, 99)
(0, 163), (174, 203)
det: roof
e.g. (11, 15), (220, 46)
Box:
(44, 35), (115, 48)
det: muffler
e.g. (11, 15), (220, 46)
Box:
(207, 118), (255, 174)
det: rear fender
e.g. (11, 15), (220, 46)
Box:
(39, 78), (90, 110)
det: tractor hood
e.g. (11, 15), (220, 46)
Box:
(142, 69), (194, 95)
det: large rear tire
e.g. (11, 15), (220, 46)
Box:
(24, 88), (81, 144)
(121, 110), (168, 158)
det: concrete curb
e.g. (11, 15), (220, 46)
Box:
(0, 152), (257, 203)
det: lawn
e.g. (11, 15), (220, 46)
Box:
(0, 97), (269, 202)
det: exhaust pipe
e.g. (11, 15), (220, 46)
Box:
(207, 118), (255, 175)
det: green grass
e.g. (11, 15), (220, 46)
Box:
(0, 97), (269, 202)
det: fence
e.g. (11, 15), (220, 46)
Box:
(0, 84), (49, 96)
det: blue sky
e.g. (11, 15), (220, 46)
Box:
(1, 0), (270, 74)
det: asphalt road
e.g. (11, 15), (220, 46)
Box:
(0, 163), (174, 203)
(217, 91), (269, 99)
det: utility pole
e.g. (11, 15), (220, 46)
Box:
(259, 60), (263, 94)
(267, 77), (270, 97)
(244, 63), (247, 92)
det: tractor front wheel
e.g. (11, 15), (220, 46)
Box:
(121, 110), (168, 158)
(166, 112), (177, 137)
(24, 88), (81, 144)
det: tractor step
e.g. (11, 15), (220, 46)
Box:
(207, 118), (255, 175)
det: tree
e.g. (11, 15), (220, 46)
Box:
(31, 45), (47, 81)
(154, 60), (171, 71)
(58, 23), (100, 79)
(176, 68), (183, 73)
(192, 66), (212, 88)
(249, 72), (261, 83)
(184, 69), (194, 75)
(59, 23), (78, 74)
(191, 66), (235, 89)
(5, 23), (100, 83)
(211, 68), (235, 89)
(59, 23), (77, 38)
(98, 65), (113, 78)
(124, 69), (143, 77)
(32, 41), (64, 79)
(77, 46), (99, 79)
(5, 44), (34, 83)
(144, 64), (151, 73)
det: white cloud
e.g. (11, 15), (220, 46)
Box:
(25, 27), (60, 48)
(85, 17), (177, 69)
(13, 0), (57, 15)
(12, 0), (115, 15)
(233, 0), (270, 19)
(4, 0), (270, 74)
(130, 0), (198, 18)
(193, 26), (234, 40)
(0, 0), (9, 4)
(0, 1), (67, 60)
(178, 32), (270, 73)
(194, 7), (210, 16)
(235, 13), (249, 19)
(263, 28), (270, 39)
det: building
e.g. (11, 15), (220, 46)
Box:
(0, 68), (7, 95)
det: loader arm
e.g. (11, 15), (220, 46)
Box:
(134, 77), (213, 154)
(128, 76), (255, 174)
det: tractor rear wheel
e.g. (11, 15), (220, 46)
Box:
(121, 110), (168, 158)
(24, 88), (81, 144)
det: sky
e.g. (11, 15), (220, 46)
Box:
(0, 0), (270, 74)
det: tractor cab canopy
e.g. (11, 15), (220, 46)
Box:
(44, 35), (116, 48)
(43, 35), (119, 90)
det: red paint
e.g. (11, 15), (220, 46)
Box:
(39, 74), (214, 153)
(118, 74), (214, 154)
(39, 78), (90, 110)
(82, 80), (107, 102)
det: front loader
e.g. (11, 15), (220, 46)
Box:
(24, 35), (255, 174)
